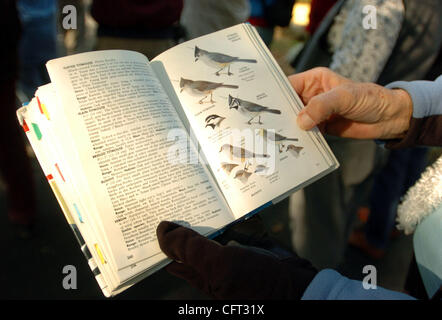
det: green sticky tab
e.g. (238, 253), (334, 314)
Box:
(31, 123), (42, 140)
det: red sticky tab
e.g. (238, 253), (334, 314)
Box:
(36, 96), (44, 115)
(55, 163), (65, 182)
(22, 119), (30, 132)
(46, 174), (54, 180)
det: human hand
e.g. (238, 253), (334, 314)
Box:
(156, 221), (317, 300)
(289, 67), (413, 140)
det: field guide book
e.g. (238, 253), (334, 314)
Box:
(16, 24), (339, 297)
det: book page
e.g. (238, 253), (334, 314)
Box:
(153, 24), (339, 218)
(45, 50), (234, 285)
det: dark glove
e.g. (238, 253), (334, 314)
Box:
(156, 221), (318, 300)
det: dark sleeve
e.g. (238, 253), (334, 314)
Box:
(386, 116), (442, 149)
(385, 76), (442, 148)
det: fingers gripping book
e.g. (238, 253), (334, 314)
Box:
(17, 24), (339, 297)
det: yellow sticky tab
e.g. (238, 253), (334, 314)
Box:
(95, 244), (107, 264)
(41, 103), (50, 120)
(49, 180), (74, 224)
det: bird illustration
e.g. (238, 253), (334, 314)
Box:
(220, 162), (239, 175)
(233, 169), (252, 183)
(205, 114), (226, 130)
(254, 164), (269, 174)
(180, 78), (238, 104)
(257, 129), (299, 153)
(286, 145), (304, 157)
(219, 143), (270, 162)
(194, 46), (257, 76)
(228, 95), (281, 125)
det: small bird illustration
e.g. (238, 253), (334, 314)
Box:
(194, 46), (257, 76)
(286, 145), (304, 157)
(228, 95), (281, 125)
(254, 164), (269, 174)
(233, 169), (252, 183)
(180, 78), (238, 104)
(257, 129), (299, 153)
(220, 162), (239, 175)
(205, 114), (226, 130)
(219, 144), (270, 162)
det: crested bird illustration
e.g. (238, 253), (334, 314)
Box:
(228, 95), (281, 125)
(205, 114), (226, 130)
(194, 46), (257, 76)
(286, 144), (304, 157)
(219, 143), (269, 162)
(257, 129), (299, 153)
(180, 78), (238, 104)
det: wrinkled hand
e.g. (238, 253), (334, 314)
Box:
(289, 67), (413, 140)
(156, 221), (317, 300)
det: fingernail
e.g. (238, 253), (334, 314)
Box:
(297, 112), (315, 130)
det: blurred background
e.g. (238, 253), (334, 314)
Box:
(1, 0), (441, 299)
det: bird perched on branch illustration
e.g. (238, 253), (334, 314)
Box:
(180, 78), (238, 104)
(194, 46), (257, 76)
(257, 129), (298, 153)
(228, 95), (281, 125)
(219, 143), (269, 162)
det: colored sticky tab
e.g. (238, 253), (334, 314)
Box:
(31, 123), (42, 140)
(46, 174), (53, 181)
(41, 103), (50, 120)
(73, 203), (84, 223)
(22, 119), (30, 132)
(36, 96), (50, 120)
(95, 244), (107, 264)
(48, 180), (75, 224)
(55, 163), (65, 182)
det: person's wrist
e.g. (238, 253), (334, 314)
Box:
(390, 88), (413, 138)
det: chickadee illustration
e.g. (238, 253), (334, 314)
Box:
(228, 95), (281, 125)
(219, 143), (270, 162)
(205, 114), (226, 130)
(180, 78), (238, 104)
(194, 46), (257, 76)
(286, 144), (303, 157)
(257, 129), (299, 153)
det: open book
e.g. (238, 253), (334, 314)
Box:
(17, 24), (338, 297)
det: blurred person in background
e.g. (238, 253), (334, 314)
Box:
(16, 0), (58, 101)
(247, 0), (296, 47)
(0, 0), (37, 237)
(306, 0), (338, 35)
(290, 0), (442, 269)
(90, 0), (184, 61)
(180, 0), (250, 41)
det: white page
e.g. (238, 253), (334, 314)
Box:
(153, 24), (338, 218)
(45, 50), (234, 283)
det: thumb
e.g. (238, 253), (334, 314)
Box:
(297, 88), (347, 131)
(156, 221), (223, 272)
